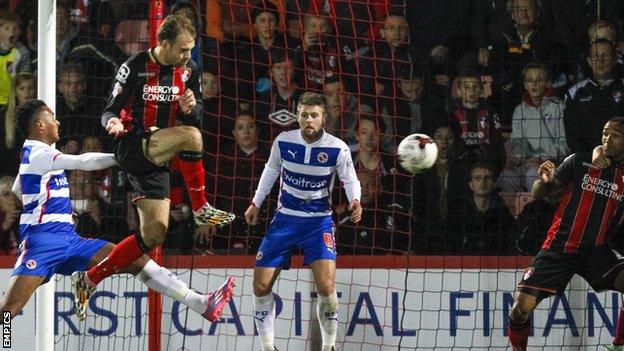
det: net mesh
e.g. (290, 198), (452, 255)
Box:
(6, 0), (618, 350)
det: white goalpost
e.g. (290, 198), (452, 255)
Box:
(36, 0), (55, 350)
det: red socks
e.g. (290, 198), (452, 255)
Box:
(178, 151), (207, 212)
(87, 235), (145, 286)
(508, 319), (530, 351)
(615, 305), (624, 345)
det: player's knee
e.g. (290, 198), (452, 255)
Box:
(140, 222), (167, 248)
(181, 126), (202, 149)
(510, 300), (532, 324)
(316, 283), (335, 297)
(253, 280), (272, 297)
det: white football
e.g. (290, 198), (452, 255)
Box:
(397, 133), (438, 174)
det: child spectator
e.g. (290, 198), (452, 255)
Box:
(0, 72), (34, 176)
(500, 63), (569, 192)
(447, 69), (506, 209)
(0, 12), (30, 107)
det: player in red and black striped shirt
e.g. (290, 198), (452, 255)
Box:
(72, 15), (235, 321)
(509, 117), (624, 350)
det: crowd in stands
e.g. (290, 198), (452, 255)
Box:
(0, 0), (623, 256)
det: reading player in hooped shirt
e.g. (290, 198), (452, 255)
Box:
(508, 117), (624, 351)
(0, 100), (233, 323)
(72, 14), (235, 315)
(244, 92), (362, 351)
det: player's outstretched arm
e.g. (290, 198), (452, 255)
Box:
(52, 153), (118, 171)
(532, 160), (562, 199)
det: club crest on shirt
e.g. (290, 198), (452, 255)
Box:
(256, 251), (263, 260)
(323, 232), (335, 249)
(181, 69), (190, 83)
(26, 259), (37, 270)
(523, 266), (534, 281)
(317, 152), (328, 164)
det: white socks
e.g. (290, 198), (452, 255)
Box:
(253, 293), (276, 351)
(137, 259), (207, 314)
(317, 290), (339, 350)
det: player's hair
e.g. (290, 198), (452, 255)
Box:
(298, 92), (328, 114)
(16, 99), (47, 138)
(0, 175), (14, 194)
(158, 14), (197, 44)
(608, 116), (624, 125)
(522, 62), (551, 81)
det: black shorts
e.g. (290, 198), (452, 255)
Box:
(114, 132), (170, 201)
(517, 247), (624, 300)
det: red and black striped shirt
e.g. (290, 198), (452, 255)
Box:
(542, 152), (624, 253)
(102, 48), (202, 135)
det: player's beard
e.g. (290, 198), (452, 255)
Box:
(302, 126), (322, 143)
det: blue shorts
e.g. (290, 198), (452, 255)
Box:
(255, 213), (336, 269)
(13, 229), (108, 284)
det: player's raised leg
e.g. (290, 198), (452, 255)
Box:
(311, 259), (339, 351)
(73, 242), (235, 321)
(146, 126), (235, 226)
(253, 267), (281, 351)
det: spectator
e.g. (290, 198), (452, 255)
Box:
(481, 0), (562, 124)
(254, 48), (303, 142)
(0, 12), (30, 107)
(539, 0), (622, 81)
(412, 123), (460, 254)
(233, 1), (296, 101)
(405, 0), (467, 79)
(564, 39), (624, 153)
(500, 63), (569, 192)
(322, 74), (360, 143)
(295, 12), (359, 92)
(360, 10), (412, 102)
(380, 66), (449, 149)
(449, 162), (515, 254)
(56, 62), (106, 144)
(337, 115), (410, 254)
(56, 2), (79, 65)
(172, 1), (203, 70)
(201, 62), (240, 152)
(66, 0), (127, 98)
(205, 112), (271, 252)
(69, 169), (127, 242)
(0, 72), (34, 176)
(586, 20), (624, 78)
(446, 69), (506, 211)
(0, 175), (18, 255)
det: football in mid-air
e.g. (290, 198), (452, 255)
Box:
(397, 133), (438, 174)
